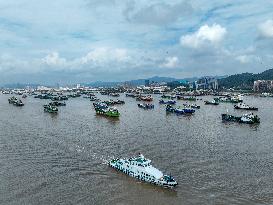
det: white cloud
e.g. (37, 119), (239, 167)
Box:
(81, 47), (130, 64)
(125, 1), (193, 26)
(236, 55), (250, 64)
(235, 55), (259, 64)
(160, 56), (179, 68)
(180, 24), (227, 49)
(258, 19), (273, 38)
(42, 52), (66, 66)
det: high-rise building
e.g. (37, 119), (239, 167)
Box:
(145, 80), (150, 86)
(195, 77), (218, 90)
(253, 80), (273, 92)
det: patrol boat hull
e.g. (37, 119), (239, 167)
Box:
(109, 154), (178, 188)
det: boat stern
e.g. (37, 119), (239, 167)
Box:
(162, 175), (178, 188)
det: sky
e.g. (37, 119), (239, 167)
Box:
(0, 0), (273, 85)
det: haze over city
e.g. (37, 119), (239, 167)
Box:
(0, 0), (273, 85)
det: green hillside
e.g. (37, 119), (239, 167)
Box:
(219, 69), (273, 89)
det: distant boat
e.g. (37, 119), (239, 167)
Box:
(161, 94), (176, 99)
(234, 103), (258, 111)
(136, 95), (153, 102)
(8, 96), (24, 106)
(214, 96), (243, 103)
(93, 102), (120, 117)
(177, 96), (196, 101)
(44, 104), (58, 113)
(166, 105), (195, 114)
(49, 101), (66, 106)
(159, 99), (176, 105)
(204, 100), (219, 105)
(222, 113), (260, 124)
(138, 103), (154, 109)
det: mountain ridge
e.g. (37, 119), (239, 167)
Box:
(219, 68), (273, 89)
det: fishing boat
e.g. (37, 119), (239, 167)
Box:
(83, 95), (91, 99)
(183, 103), (200, 109)
(90, 96), (100, 101)
(138, 103), (154, 109)
(8, 96), (24, 106)
(93, 102), (120, 117)
(159, 99), (176, 105)
(166, 105), (178, 113)
(137, 95), (153, 102)
(34, 94), (52, 99)
(214, 96), (243, 103)
(204, 100), (219, 105)
(234, 103), (258, 111)
(109, 154), (178, 188)
(177, 96), (196, 101)
(102, 99), (125, 106)
(51, 96), (68, 101)
(93, 102), (108, 109)
(109, 93), (120, 97)
(166, 105), (194, 114)
(126, 93), (138, 98)
(49, 101), (66, 106)
(161, 94), (176, 99)
(222, 113), (260, 124)
(14, 99), (24, 106)
(68, 93), (81, 98)
(8, 96), (17, 104)
(44, 105), (58, 113)
(190, 104), (200, 109)
(95, 107), (120, 117)
(180, 106), (195, 114)
(260, 93), (269, 97)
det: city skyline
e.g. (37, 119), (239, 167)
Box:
(0, 0), (273, 84)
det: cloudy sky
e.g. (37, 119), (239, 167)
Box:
(0, 0), (273, 84)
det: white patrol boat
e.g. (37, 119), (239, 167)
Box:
(234, 103), (258, 110)
(109, 154), (178, 188)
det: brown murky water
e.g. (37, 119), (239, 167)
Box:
(0, 93), (273, 205)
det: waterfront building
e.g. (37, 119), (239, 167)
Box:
(253, 80), (273, 92)
(145, 80), (150, 86)
(194, 77), (218, 90)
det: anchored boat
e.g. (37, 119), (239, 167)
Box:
(161, 94), (176, 99)
(109, 154), (178, 188)
(234, 103), (258, 111)
(93, 102), (120, 117)
(214, 96), (243, 103)
(190, 104), (200, 109)
(8, 96), (24, 106)
(222, 113), (260, 124)
(49, 101), (66, 106)
(204, 100), (219, 105)
(102, 99), (125, 106)
(51, 96), (68, 101)
(183, 104), (200, 109)
(159, 99), (176, 105)
(181, 106), (195, 114)
(90, 96), (100, 101)
(138, 103), (154, 109)
(166, 105), (195, 114)
(136, 95), (153, 102)
(95, 107), (120, 117)
(109, 93), (120, 97)
(44, 105), (58, 113)
(177, 96), (196, 101)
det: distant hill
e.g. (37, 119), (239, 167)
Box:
(219, 68), (273, 89)
(2, 83), (42, 89)
(85, 76), (200, 87)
